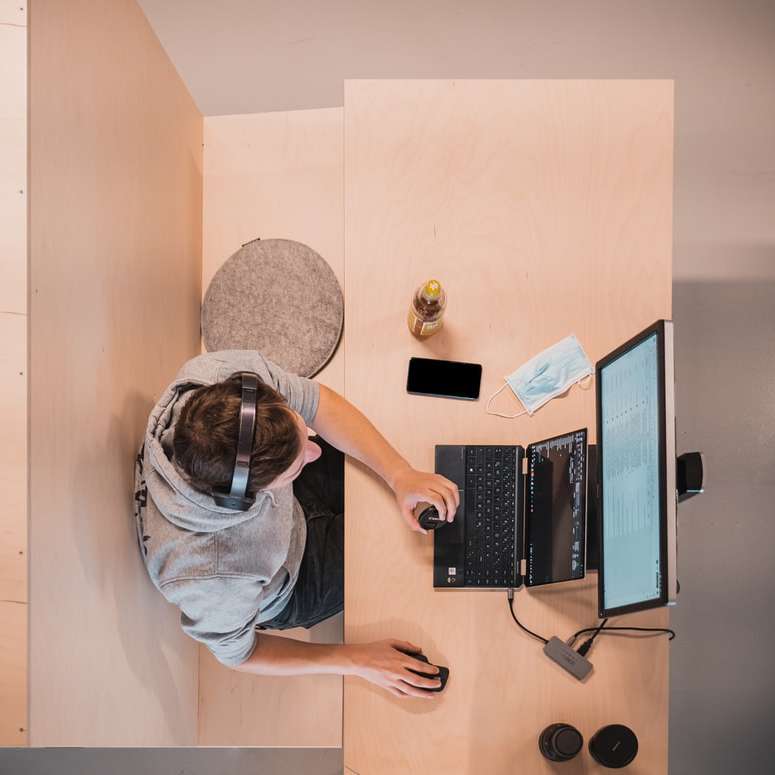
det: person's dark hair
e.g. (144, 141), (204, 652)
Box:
(173, 375), (302, 497)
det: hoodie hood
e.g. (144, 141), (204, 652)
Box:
(143, 378), (277, 534)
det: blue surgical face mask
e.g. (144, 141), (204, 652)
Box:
(486, 335), (594, 417)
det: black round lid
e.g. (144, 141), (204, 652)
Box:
(554, 726), (583, 757)
(589, 724), (638, 768)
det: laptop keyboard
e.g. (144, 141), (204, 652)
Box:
(464, 446), (518, 587)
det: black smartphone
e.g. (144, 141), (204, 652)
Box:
(406, 357), (482, 401)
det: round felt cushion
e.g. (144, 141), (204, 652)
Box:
(202, 238), (344, 377)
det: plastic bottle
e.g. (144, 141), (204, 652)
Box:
(407, 279), (447, 338)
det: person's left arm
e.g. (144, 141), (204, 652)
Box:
(310, 384), (459, 534)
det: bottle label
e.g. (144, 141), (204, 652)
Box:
(419, 319), (442, 336)
(409, 309), (443, 337)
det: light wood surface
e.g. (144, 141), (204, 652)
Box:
(0, 23), (26, 315)
(0, 312), (26, 606)
(0, 314), (27, 746)
(0, 601), (26, 745)
(0, 8), (26, 748)
(343, 80), (673, 774)
(29, 0), (202, 745)
(0, 2), (26, 25)
(199, 108), (344, 746)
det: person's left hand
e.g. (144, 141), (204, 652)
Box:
(390, 466), (460, 534)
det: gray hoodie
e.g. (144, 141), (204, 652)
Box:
(133, 350), (320, 667)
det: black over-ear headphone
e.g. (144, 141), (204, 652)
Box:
(212, 372), (259, 511)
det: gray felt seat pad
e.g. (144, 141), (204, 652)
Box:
(202, 239), (344, 377)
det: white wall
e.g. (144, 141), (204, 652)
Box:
(0, 0), (28, 746)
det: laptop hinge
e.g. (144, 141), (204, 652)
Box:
(517, 452), (527, 577)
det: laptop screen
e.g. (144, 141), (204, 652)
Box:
(525, 429), (587, 586)
(599, 332), (663, 609)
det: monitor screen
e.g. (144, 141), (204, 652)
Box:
(599, 332), (663, 610)
(525, 429), (587, 586)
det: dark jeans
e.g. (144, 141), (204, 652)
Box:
(258, 437), (344, 630)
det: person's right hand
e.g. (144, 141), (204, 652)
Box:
(346, 639), (442, 699)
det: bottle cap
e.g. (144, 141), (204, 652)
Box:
(423, 280), (442, 300)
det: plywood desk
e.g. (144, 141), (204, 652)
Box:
(343, 80), (673, 774)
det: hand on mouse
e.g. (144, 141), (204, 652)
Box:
(389, 465), (459, 534)
(345, 639), (442, 698)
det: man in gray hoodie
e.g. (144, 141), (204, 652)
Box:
(134, 350), (459, 699)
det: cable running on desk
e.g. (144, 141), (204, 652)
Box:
(506, 589), (676, 653)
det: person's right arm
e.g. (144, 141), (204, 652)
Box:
(166, 578), (440, 698)
(232, 633), (442, 699)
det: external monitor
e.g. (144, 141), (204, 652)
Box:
(596, 320), (677, 617)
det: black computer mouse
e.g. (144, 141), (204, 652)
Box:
(417, 505), (446, 531)
(395, 647), (450, 693)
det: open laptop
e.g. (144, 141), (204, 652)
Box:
(433, 429), (588, 589)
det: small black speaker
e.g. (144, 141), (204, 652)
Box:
(539, 723), (583, 762)
(588, 724), (638, 768)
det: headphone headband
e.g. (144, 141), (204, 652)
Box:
(212, 372), (259, 510)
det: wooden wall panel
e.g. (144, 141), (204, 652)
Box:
(0, 2), (26, 25)
(0, 9), (26, 748)
(29, 0), (202, 746)
(0, 308), (27, 748)
(0, 601), (26, 745)
(199, 108), (343, 747)
(0, 313), (26, 605)
(0, 23), (26, 315)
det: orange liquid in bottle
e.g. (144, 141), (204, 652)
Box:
(408, 279), (447, 338)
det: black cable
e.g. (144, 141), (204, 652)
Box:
(507, 588), (549, 645)
(570, 622), (676, 652)
(576, 617), (608, 656)
(506, 589), (676, 653)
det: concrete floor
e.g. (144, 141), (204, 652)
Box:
(0, 748), (343, 775)
(671, 279), (775, 773)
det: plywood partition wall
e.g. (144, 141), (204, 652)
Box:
(29, 0), (203, 745)
(199, 108), (344, 747)
(0, 3), (27, 745)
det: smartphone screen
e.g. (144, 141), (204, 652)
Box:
(406, 357), (482, 400)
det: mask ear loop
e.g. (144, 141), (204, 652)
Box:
(485, 381), (528, 419)
(578, 373), (594, 390)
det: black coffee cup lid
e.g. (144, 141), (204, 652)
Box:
(555, 727), (583, 757)
(589, 724), (638, 768)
